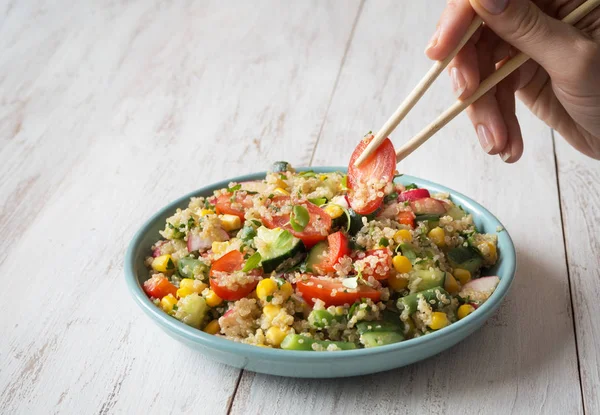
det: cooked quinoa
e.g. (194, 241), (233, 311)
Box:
(142, 155), (501, 351)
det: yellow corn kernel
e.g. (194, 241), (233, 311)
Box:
(319, 174), (328, 181)
(160, 294), (178, 313)
(454, 268), (472, 285)
(392, 255), (412, 274)
(205, 290), (223, 307)
(428, 227), (446, 247)
(151, 254), (175, 273)
(457, 304), (475, 320)
(486, 242), (498, 263)
(263, 304), (281, 320)
(323, 204), (344, 219)
(444, 273), (460, 294)
(388, 274), (408, 291)
(211, 241), (230, 255)
(203, 319), (221, 335)
(393, 229), (413, 243)
(200, 209), (213, 216)
(177, 279), (207, 298)
(274, 187), (290, 196)
(220, 214), (242, 231)
(266, 326), (288, 347)
(275, 178), (288, 189)
(429, 312), (450, 330)
(279, 281), (294, 301)
(256, 278), (278, 302)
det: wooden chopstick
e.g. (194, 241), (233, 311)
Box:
(353, 16), (483, 166)
(395, 0), (600, 162)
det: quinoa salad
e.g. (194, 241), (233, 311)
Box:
(143, 134), (501, 351)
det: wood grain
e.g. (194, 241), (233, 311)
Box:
(555, 135), (600, 415)
(0, 1), (361, 413)
(231, 1), (583, 413)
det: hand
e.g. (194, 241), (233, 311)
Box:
(426, 0), (600, 162)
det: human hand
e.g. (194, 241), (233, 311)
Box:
(426, 0), (600, 161)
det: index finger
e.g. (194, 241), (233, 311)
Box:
(426, 0), (477, 61)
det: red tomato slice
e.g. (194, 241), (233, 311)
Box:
(262, 197), (332, 248)
(296, 276), (381, 307)
(209, 251), (259, 301)
(398, 188), (430, 202)
(143, 275), (177, 299)
(313, 231), (350, 274)
(215, 193), (254, 221)
(347, 135), (396, 215)
(398, 211), (416, 228)
(353, 248), (393, 280)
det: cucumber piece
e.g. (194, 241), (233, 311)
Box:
(271, 161), (291, 172)
(255, 227), (305, 273)
(280, 334), (357, 351)
(360, 331), (404, 347)
(448, 246), (483, 274)
(177, 257), (209, 280)
(397, 287), (450, 315)
(446, 205), (466, 220)
(238, 225), (257, 243)
(308, 310), (342, 329)
(305, 241), (329, 273)
(347, 208), (366, 236)
(409, 269), (446, 292)
(356, 320), (402, 334)
(396, 243), (417, 262)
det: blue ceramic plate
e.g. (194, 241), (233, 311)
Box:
(125, 167), (516, 378)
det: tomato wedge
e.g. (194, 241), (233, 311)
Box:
(215, 193), (254, 221)
(354, 248), (393, 280)
(347, 135), (396, 215)
(262, 197), (332, 248)
(312, 231), (350, 274)
(209, 250), (259, 301)
(398, 211), (416, 228)
(143, 275), (177, 299)
(296, 276), (381, 307)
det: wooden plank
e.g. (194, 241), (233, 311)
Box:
(0, 1), (361, 413)
(230, 1), (583, 414)
(555, 135), (600, 415)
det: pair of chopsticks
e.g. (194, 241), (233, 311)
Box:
(355, 0), (600, 166)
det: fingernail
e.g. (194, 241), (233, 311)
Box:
(500, 151), (511, 162)
(478, 0), (509, 14)
(425, 28), (440, 53)
(477, 124), (495, 153)
(450, 67), (466, 98)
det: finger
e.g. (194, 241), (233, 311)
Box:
(468, 0), (595, 81)
(465, 29), (508, 154)
(447, 40), (480, 99)
(495, 68), (524, 163)
(426, 0), (476, 60)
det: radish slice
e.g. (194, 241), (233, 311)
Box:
(152, 241), (167, 257)
(187, 228), (230, 252)
(331, 195), (349, 209)
(410, 198), (447, 215)
(459, 276), (500, 302)
(399, 188), (430, 202)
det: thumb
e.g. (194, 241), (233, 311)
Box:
(469, 0), (590, 78)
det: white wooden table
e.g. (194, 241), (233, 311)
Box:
(1, 1), (598, 414)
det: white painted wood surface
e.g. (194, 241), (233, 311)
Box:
(555, 135), (600, 415)
(0, 1), (595, 414)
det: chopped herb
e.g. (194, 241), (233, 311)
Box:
(405, 183), (418, 190)
(308, 198), (327, 206)
(187, 217), (196, 229)
(172, 304), (178, 311)
(266, 295), (273, 302)
(242, 252), (262, 272)
(384, 192), (398, 203)
(226, 184), (241, 193)
(268, 194), (274, 199)
(166, 258), (175, 270)
(275, 277), (285, 287)
(298, 170), (316, 178)
(393, 174), (404, 180)
(379, 238), (389, 247)
(245, 191), (258, 195)
(251, 219), (262, 227)
(279, 173), (287, 180)
(290, 205), (309, 232)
